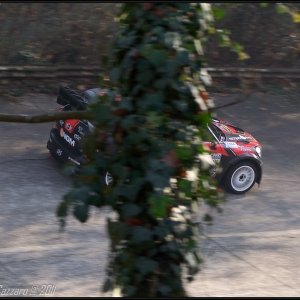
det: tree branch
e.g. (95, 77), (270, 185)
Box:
(209, 98), (244, 111)
(209, 92), (252, 111)
(0, 111), (93, 123)
(0, 93), (251, 123)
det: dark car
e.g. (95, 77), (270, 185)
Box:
(47, 86), (98, 165)
(47, 86), (262, 194)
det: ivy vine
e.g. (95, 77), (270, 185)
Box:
(57, 3), (222, 297)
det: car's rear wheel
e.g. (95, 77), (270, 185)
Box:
(224, 161), (257, 194)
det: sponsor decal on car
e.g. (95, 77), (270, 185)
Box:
(209, 166), (217, 177)
(77, 125), (86, 136)
(239, 146), (254, 152)
(74, 134), (81, 141)
(60, 128), (75, 147)
(219, 124), (232, 133)
(211, 153), (222, 163)
(56, 148), (63, 156)
(223, 141), (238, 148)
(65, 123), (72, 132)
(228, 135), (249, 141)
(64, 120), (80, 134)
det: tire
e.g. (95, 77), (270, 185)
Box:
(224, 161), (257, 194)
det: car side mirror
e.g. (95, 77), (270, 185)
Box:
(210, 142), (217, 150)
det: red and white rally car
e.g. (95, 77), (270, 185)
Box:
(203, 117), (262, 194)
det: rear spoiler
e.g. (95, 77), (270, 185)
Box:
(57, 86), (88, 110)
(212, 117), (244, 133)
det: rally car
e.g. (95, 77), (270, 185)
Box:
(47, 86), (262, 194)
(203, 117), (262, 194)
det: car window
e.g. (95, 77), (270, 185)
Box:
(207, 123), (226, 142)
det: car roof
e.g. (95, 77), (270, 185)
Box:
(211, 117), (245, 135)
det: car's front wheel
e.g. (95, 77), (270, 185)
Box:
(224, 161), (257, 194)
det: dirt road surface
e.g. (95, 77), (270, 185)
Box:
(0, 90), (299, 296)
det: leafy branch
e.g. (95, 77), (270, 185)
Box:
(58, 3), (222, 297)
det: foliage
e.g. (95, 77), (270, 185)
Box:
(57, 3), (222, 297)
(205, 3), (300, 68)
(276, 3), (300, 23)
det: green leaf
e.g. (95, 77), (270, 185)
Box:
(131, 226), (153, 242)
(107, 219), (129, 249)
(73, 203), (89, 223)
(119, 97), (134, 112)
(238, 51), (250, 61)
(62, 163), (77, 176)
(56, 200), (68, 218)
(136, 68), (155, 85)
(158, 285), (172, 296)
(117, 11), (129, 21)
(87, 194), (104, 207)
(194, 251), (203, 264)
(65, 186), (91, 202)
(136, 257), (158, 276)
(217, 30), (231, 47)
(153, 78), (170, 90)
(102, 278), (113, 293)
(140, 45), (168, 69)
(122, 285), (136, 297)
(194, 112), (211, 126)
(194, 39), (203, 55)
(138, 92), (164, 111)
(176, 50), (190, 67)
(174, 100), (188, 113)
(203, 213), (213, 224)
(212, 7), (226, 20)
(117, 32), (137, 49)
(159, 240), (178, 253)
(110, 67), (121, 83)
(176, 145), (193, 161)
(232, 42), (243, 53)
(80, 164), (98, 177)
(153, 224), (170, 240)
(259, 3), (269, 8)
(292, 12), (300, 23)
(146, 112), (165, 128)
(276, 3), (290, 14)
(90, 103), (111, 125)
(146, 170), (170, 189)
(121, 203), (142, 219)
(149, 194), (174, 218)
(113, 178), (145, 201)
(178, 179), (192, 197)
(185, 252), (199, 275)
